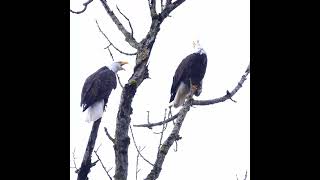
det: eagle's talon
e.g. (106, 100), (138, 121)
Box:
(191, 85), (198, 93)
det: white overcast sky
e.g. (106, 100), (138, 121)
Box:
(70, 0), (250, 180)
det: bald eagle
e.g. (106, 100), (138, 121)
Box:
(81, 61), (128, 122)
(170, 41), (207, 108)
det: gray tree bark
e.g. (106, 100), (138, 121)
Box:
(97, 1), (186, 179)
(77, 118), (101, 180)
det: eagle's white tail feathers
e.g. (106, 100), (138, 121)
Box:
(85, 100), (104, 123)
(173, 83), (189, 108)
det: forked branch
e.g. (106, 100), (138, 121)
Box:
(96, 20), (137, 56)
(99, 0), (139, 49)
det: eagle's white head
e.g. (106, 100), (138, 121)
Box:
(109, 61), (128, 73)
(193, 40), (206, 55)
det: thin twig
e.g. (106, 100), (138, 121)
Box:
(72, 148), (79, 172)
(116, 5), (134, 38)
(237, 170), (248, 180)
(145, 94), (193, 180)
(135, 146), (145, 180)
(105, 45), (124, 89)
(96, 143), (102, 152)
(152, 110), (168, 134)
(135, 146), (140, 180)
(168, 105), (175, 125)
(157, 109), (168, 151)
(147, 111), (151, 125)
(107, 47), (124, 89)
(94, 147), (113, 180)
(96, 20), (137, 56)
(116, 74), (124, 89)
(70, 0), (93, 14)
(174, 140), (178, 152)
(227, 90), (237, 103)
(129, 125), (154, 166)
(107, 45), (115, 61)
(99, 0), (139, 48)
(104, 127), (115, 143)
(244, 170), (248, 180)
(134, 113), (178, 128)
(161, 0), (164, 11)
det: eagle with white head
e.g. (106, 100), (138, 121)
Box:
(80, 61), (128, 122)
(169, 40), (207, 108)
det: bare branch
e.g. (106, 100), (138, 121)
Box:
(139, 0), (186, 56)
(227, 90), (237, 103)
(148, 0), (157, 18)
(168, 105), (173, 118)
(96, 20), (137, 56)
(116, 74), (124, 89)
(246, 63), (250, 73)
(106, 44), (115, 60)
(135, 146), (145, 180)
(91, 159), (99, 167)
(147, 110), (151, 125)
(96, 143), (102, 152)
(104, 45), (125, 89)
(160, 0), (185, 19)
(161, 0), (164, 12)
(244, 170), (248, 180)
(99, 0), (139, 49)
(145, 95), (193, 180)
(70, 0), (93, 14)
(94, 147), (113, 180)
(135, 147), (139, 180)
(116, 5), (134, 38)
(77, 118), (102, 180)
(165, 0), (172, 7)
(152, 109), (169, 134)
(104, 127), (115, 143)
(192, 62), (250, 106)
(133, 113), (178, 128)
(72, 148), (79, 172)
(174, 140), (178, 152)
(237, 170), (248, 180)
(129, 125), (154, 166)
(157, 109), (168, 151)
(135, 148), (139, 180)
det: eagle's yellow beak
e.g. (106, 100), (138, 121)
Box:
(119, 61), (128, 66)
(117, 61), (128, 71)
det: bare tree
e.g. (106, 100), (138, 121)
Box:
(71, 1), (249, 180)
